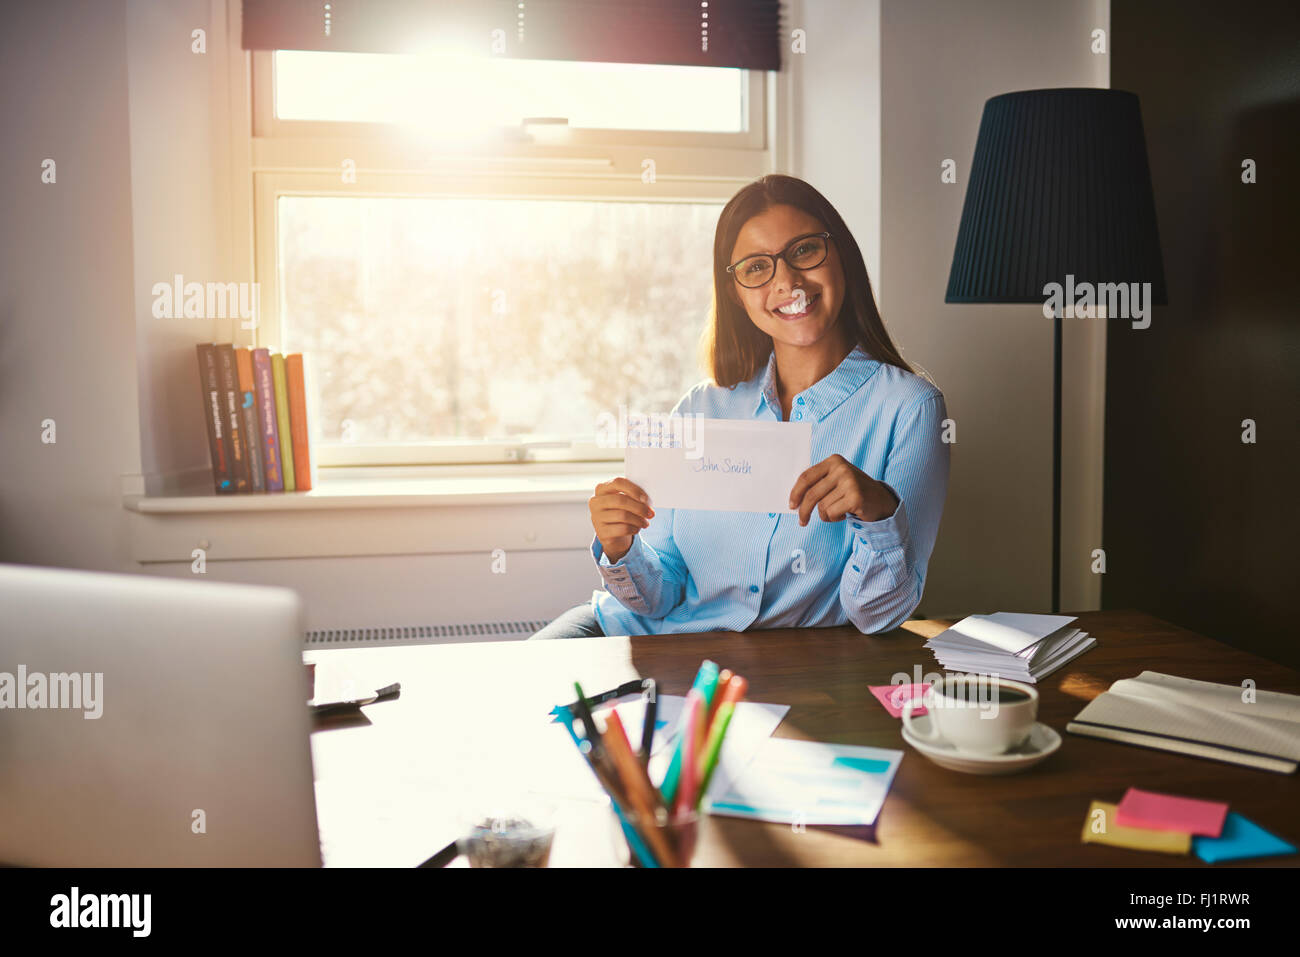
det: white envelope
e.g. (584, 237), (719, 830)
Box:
(624, 417), (812, 513)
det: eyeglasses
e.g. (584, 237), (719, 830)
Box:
(726, 232), (832, 288)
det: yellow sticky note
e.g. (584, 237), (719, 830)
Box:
(1081, 801), (1191, 855)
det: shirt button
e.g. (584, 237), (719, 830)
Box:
(749, 585), (759, 593)
(796, 397), (804, 405)
(793, 411), (803, 420)
(768, 512), (776, 518)
(852, 565), (861, 573)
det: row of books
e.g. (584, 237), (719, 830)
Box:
(195, 344), (313, 494)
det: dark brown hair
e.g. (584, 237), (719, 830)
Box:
(701, 174), (912, 386)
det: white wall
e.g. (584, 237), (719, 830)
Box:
(788, 0), (882, 289)
(790, 0), (1108, 616)
(0, 0), (141, 573)
(881, 0), (1109, 615)
(127, 0), (231, 481)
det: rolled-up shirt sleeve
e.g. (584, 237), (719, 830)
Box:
(839, 392), (950, 634)
(590, 391), (698, 620)
(591, 508), (689, 618)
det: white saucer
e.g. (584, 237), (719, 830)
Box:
(901, 715), (1061, 775)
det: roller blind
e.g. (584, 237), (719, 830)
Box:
(241, 0), (783, 71)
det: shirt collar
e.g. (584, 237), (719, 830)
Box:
(753, 344), (882, 421)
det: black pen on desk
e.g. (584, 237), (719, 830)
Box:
(572, 681), (601, 745)
(311, 682), (401, 718)
(574, 682), (627, 797)
(639, 678), (657, 766)
(418, 839), (460, 868)
(582, 678), (646, 710)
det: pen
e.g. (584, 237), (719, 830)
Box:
(640, 678), (657, 765)
(604, 711), (679, 867)
(660, 660), (720, 805)
(558, 710), (659, 868)
(583, 737), (661, 868)
(705, 669), (733, 730)
(572, 681), (602, 745)
(573, 683), (633, 809)
(673, 693), (703, 818)
(696, 675), (748, 808)
(417, 839), (461, 868)
(549, 678), (646, 718)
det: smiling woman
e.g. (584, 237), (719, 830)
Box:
(531, 175), (951, 639)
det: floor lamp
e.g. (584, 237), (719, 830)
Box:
(945, 88), (1167, 613)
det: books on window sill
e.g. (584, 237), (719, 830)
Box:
(196, 343), (317, 495)
(922, 612), (1096, 684)
(1067, 671), (1300, 774)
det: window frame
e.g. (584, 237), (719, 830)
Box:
(246, 49), (779, 468)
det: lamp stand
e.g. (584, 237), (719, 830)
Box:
(1052, 311), (1062, 615)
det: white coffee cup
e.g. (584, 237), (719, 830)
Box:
(901, 675), (1038, 755)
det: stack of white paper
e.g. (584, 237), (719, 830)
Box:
(923, 612), (1096, 683)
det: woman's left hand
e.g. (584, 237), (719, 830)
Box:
(788, 454), (898, 526)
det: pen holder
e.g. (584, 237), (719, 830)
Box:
(609, 803), (701, 868)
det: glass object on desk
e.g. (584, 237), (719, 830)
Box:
(459, 795), (557, 868)
(609, 801), (700, 868)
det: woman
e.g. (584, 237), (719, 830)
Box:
(530, 174), (949, 639)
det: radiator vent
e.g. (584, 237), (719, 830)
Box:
(304, 620), (550, 647)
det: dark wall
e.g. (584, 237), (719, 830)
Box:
(1105, 1), (1300, 667)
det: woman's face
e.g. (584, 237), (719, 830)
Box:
(726, 204), (845, 351)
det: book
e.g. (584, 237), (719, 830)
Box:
(195, 343), (234, 494)
(271, 353), (296, 491)
(285, 353), (314, 492)
(922, 612), (1096, 683)
(216, 344), (250, 493)
(234, 348), (265, 492)
(252, 348), (284, 491)
(1066, 671), (1300, 774)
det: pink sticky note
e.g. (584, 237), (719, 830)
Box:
(1115, 788), (1229, 838)
(870, 683), (929, 719)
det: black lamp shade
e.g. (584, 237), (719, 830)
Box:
(945, 88), (1167, 305)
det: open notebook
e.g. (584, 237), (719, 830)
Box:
(1066, 671), (1300, 773)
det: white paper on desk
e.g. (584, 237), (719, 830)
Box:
(933, 612), (1078, 655)
(705, 739), (903, 827)
(539, 695), (789, 802)
(625, 417), (812, 513)
(314, 777), (464, 868)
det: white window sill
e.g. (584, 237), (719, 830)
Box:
(124, 464), (608, 513)
(123, 464), (609, 563)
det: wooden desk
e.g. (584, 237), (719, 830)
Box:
(306, 610), (1299, 867)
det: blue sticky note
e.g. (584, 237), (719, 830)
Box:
(832, 755), (893, 774)
(1192, 812), (1296, 863)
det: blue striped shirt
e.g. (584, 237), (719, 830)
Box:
(588, 345), (949, 635)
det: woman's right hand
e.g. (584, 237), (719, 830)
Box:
(588, 477), (655, 564)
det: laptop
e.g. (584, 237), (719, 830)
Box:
(0, 564), (321, 866)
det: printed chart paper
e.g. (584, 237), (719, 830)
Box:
(705, 738), (903, 827)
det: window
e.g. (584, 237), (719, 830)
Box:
(273, 51), (747, 132)
(250, 49), (773, 466)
